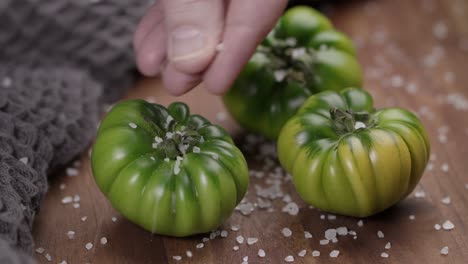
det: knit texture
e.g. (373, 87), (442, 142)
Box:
(0, 0), (152, 262)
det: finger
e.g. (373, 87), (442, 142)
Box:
(203, 0), (288, 95)
(136, 23), (167, 76)
(133, 3), (164, 52)
(162, 0), (224, 74)
(162, 63), (201, 96)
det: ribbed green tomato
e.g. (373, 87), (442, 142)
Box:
(223, 6), (363, 139)
(278, 88), (430, 217)
(91, 100), (249, 236)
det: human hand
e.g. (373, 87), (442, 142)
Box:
(134, 0), (288, 96)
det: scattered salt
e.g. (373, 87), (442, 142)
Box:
(441, 196), (451, 205)
(304, 231), (313, 239)
(35, 247), (45, 254)
(434, 224), (441, 230)
(312, 250), (320, 257)
(325, 229), (337, 240)
(61, 196), (73, 204)
(414, 190), (426, 198)
(284, 255), (294, 262)
(281, 227), (292, 237)
(385, 242), (392, 249)
(328, 214), (336, 220)
(440, 246), (449, 255)
(298, 249), (307, 257)
(66, 230), (75, 239)
(111, 216), (117, 222)
(231, 224), (240, 232)
(381, 252), (389, 258)
(85, 242), (93, 250)
(196, 243), (204, 249)
(357, 220), (364, 227)
(320, 239), (329, 245)
(258, 249), (266, 258)
(193, 146), (200, 153)
(336, 227), (348, 236)
(19, 157), (28, 164)
(377, 231), (385, 238)
(236, 235), (245, 244)
(442, 220), (454, 230)
(247, 237), (258, 245)
(433, 21), (448, 40)
(282, 202), (299, 215)
(220, 230), (228, 238)
(66, 168), (79, 177)
(172, 256), (182, 261)
(100, 237), (108, 245)
(81, 216), (87, 222)
(409, 215), (415, 220)
(186, 251), (193, 257)
(329, 250), (340, 258)
(441, 163), (449, 172)
(45, 253), (52, 261)
(233, 246), (239, 251)
(128, 123), (137, 129)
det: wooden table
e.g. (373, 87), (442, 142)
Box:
(33, 0), (468, 263)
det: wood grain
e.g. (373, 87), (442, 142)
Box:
(33, 0), (468, 263)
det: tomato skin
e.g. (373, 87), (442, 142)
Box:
(91, 100), (249, 236)
(224, 6), (363, 139)
(277, 88), (430, 217)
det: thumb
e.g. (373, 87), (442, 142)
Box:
(162, 0), (224, 74)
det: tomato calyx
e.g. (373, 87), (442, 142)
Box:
(152, 124), (204, 160)
(258, 37), (316, 86)
(330, 107), (376, 135)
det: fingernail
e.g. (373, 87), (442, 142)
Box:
(169, 26), (205, 61)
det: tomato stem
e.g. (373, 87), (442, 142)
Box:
(154, 127), (203, 159)
(330, 107), (374, 135)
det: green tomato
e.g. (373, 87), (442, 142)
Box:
(224, 6), (363, 140)
(91, 100), (249, 237)
(277, 88), (430, 217)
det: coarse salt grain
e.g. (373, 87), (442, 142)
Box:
(233, 246), (239, 251)
(304, 231), (313, 239)
(111, 216), (117, 222)
(45, 253), (52, 261)
(172, 256), (182, 261)
(434, 224), (441, 230)
(231, 224), (240, 232)
(66, 168), (79, 177)
(377, 231), (385, 238)
(325, 229), (337, 240)
(59, 184), (66, 190)
(35, 247), (45, 254)
(236, 235), (245, 244)
(258, 249), (266, 257)
(66, 230), (75, 239)
(357, 220), (364, 227)
(433, 21), (448, 40)
(320, 239), (329, 245)
(282, 202), (299, 215)
(202, 237), (209, 243)
(312, 250), (320, 257)
(100, 237), (108, 245)
(220, 230), (228, 238)
(442, 220), (454, 230)
(298, 249), (307, 257)
(196, 243), (204, 249)
(19, 157), (28, 164)
(409, 215), (415, 220)
(385, 242), (392, 249)
(243, 256), (248, 262)
(414, 190), (426, 198)
(73, 203), (80, 209)
(328, 214), (336, 220)
(440, 246), (449, 255)
(128, 122), (137, 129)
(284, 255), (294, 262)
(441, 163), (449, 172)
(193, 146), (201, 153)
(336, 227), (348, 236)
(247, 237), (258, 245)
(186, 251), (193, 257)
(85, 242), (93, 250)
(281, 227), (292, 237)
(441, 196), (451, 205)
(61, 196), (73, 204)
(81, 216), (87, 222)
(329, 250), (340, 258)
(381, 252), (389, 258)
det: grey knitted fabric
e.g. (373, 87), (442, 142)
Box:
(0, 0), (152, 262)
(0, 0), (152, 102)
